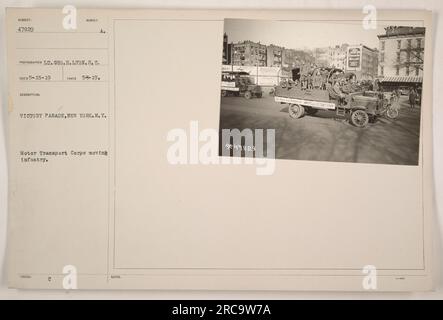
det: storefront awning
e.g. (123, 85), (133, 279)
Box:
(379, 76), (422, 83)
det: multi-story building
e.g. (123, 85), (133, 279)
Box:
(231, 40), (267, 66)
(329, 44), (348, 70)
(345, 45), (378, 80)
(313, 44), (348, 69)
(222, 33), (232, 65)
(266, 44), (284, 67)
(377, 26), (425, 78)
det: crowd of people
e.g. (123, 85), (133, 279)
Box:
(283, 63), (366, 94)
(295, 62), (330, 90)
(280, 63), (422, 109)
(325, 72), (362, 104)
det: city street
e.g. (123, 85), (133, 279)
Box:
(219, 93), (421, 165)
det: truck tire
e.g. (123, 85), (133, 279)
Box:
(350, 110), (369, 127)
(244, 91), (252, 99)
(221, 90), (227, 97)
(288, 104), (305, 119)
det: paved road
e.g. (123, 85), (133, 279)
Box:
(219, 94), (421, 165)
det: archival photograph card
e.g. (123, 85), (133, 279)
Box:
(5, 8), (435, 291)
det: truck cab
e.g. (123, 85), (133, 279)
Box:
(221, 71), (263, 99)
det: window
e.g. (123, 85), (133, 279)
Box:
(407, 39), (412, 48)
(396, 66), (399, 76)
(396, 52), (401, 62)
(406, 66), (410, 76)
(380, 66), (384, 76)
(397, 40), (401, 49)
(417, 38), (422, 48)
(381, 41), (385, 51)
(380, 52), (384, 62)
(415, 67), (420, 76)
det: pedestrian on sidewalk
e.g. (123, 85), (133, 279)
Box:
(409, 87), (417, 109)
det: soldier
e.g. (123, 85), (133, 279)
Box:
(373, 79), (380, 92)
(341, 74), (359, 94)
(327, 77), (346, 104)
(320, 69), (328, 90)
(307, 72), (313, 89)
(300, 61), (310, 77)
(301, 74), (308, 90)
(313, 69), (322, 89)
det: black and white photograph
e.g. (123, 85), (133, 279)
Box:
(1, 3), (440, 300)
(219, 19), (426, 165)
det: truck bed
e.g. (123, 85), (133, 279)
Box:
(274, 86), (336, 110)
(274, 85), (331, 102)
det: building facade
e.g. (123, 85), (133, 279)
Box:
(266, 44), (284, 67)
(345, 45), (378, 80)
(231, 40), (267, 66)
(222, 33), (232, 65)
(313, 44), (348, 69)
(377, 26), (425, 78)
(328, 44), (348, 70)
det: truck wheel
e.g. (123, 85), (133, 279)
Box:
(221, 90), (227, 97)
(386, 107), (399, 119)
(350, 110), (369, 127)
(244, 91), (252, 99)
(288, 104), (305, 119)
